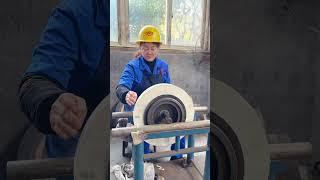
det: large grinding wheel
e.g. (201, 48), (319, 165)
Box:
(73, 95), (109, 180)
(212, 79), (270, 180)
(133, 83), (195, 146)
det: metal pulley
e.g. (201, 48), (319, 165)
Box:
(133, 83), (195, 146)
(145, 95), (186, 125)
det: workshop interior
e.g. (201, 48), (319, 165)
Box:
(0, 0), (320, 180)
(109, 0), (210, 179)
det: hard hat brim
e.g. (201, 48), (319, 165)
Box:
(136, 40), (162, 45)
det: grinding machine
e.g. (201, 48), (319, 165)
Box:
(6, 79), (313, 180)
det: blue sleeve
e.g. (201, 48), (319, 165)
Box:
(25, 4), (79, 89)
(118, 63), (135, 89)
(164, 64), (171, 83)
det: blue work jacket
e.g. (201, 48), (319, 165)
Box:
(24, 0), (107, 158)
(118, 55), (170, 112)
(118, 56), (185, 158)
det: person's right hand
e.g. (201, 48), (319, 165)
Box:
(125, 91), (137, 106)
(49, 93), (87, 140)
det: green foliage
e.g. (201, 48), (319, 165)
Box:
(111, 0), (204, 46)
(129, 0), (166, 42)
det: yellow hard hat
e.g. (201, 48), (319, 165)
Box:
(136, 25), (162, 45)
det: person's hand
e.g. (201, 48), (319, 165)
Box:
(50, 93), (87, 140)
(125, 91), (137, 106)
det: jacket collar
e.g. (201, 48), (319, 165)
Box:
(139, 56), (159, 74)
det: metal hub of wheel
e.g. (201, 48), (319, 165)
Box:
(212, 112), (244, 180)
(145, 95), (186, 125)
(133, 83), (194, 146)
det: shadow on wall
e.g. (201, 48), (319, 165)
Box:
(212, 0), (320, 141)
(0, 0), (61, 179)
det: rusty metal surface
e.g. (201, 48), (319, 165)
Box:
(74, 95), (109, 180)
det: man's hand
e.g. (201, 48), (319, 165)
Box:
(50, 93), (87, 140)
(125, 91), (137, 106)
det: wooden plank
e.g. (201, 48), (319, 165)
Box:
(118, 0), (129, 45)
(201, 0), (210, 50)
(166, 0), (173, 45)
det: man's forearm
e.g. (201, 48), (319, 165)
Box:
(18, 75), (66, 134)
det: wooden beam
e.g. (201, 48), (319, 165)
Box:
(166, 0), (173, 46)
(118, 0), (129, 45)
(201, 0), (210, 51)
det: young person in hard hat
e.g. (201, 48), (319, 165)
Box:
(116, 25), (185, 160)
(18, 0), (107, 179)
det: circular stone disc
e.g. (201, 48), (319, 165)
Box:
(133, 83), (195, 146)
(74, 95), (108, 180)
(213, 79), (270, 180)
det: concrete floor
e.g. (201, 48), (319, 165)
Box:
(110, 134), (208, 180)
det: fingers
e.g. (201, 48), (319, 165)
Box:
(50, 93), (87, 140)
(51, 100), (65, 115)
(126, 97), (135, 106)
(59, 93), (79, 114)
(50, 112), (78, 140)
(62, 109), (82, 130)
(59, 93), (76, 108)
(50, 115), (68, 139)
(59, 93), (87, 120)
(74, 96), (87, 121)
(126, 91), (137, 106)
